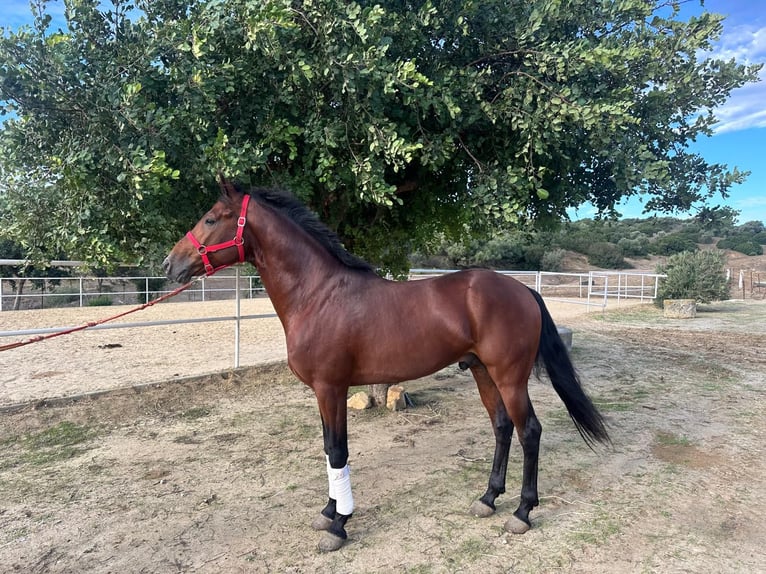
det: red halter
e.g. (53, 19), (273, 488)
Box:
(185, 194), (251, 276)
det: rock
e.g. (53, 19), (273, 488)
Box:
(347, 391), (372, 410)
(663, 299), (697, 319)
(386, 385), (408, 411)
(557, 326), (573, 351)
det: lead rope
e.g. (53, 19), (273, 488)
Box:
(0, 277), (201, 352)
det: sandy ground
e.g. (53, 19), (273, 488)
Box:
(0, 295), (630, 407)
(0, 299), (764, 573)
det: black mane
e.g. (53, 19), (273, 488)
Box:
(244, 187), (376, 274)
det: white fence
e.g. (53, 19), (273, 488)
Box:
(1, 267), (663, 368)
(0, 270), (264, 311)
(409, 269), (664, 306)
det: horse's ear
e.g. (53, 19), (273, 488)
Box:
(217, 172), (238, 198)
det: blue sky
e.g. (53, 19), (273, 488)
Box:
(3, 0), (765, 224)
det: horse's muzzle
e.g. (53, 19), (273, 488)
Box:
(163, 255), (192, 284)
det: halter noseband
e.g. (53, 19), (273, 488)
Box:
(185, 194), (251, 276)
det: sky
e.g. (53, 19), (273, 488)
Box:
(604, 0), (766, 225)
(2, 0), (765, 224)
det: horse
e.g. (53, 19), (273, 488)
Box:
(162, 180), (610, 552)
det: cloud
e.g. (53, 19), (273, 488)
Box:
(733, 194), (766, 209)
(708, 24), (766, 133)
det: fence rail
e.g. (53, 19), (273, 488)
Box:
(0, 271), (265, 311)
(409, 269), (664, 306)
(1, 267), (664, 368)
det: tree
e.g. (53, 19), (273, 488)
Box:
(0, 0), (761, 273)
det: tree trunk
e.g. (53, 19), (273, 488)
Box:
(368, 384), (391, 408)
(12, 278), (26, 311)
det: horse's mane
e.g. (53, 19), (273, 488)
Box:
(240, 186), (376, 274)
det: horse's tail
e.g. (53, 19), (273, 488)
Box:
(529, 288), (611, 449)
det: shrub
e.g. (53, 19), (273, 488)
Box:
(131, 277), (168, 302)
(649, 233), (698, 255)
(617, 234), (650, 257)
(586, 242), (627, 269)
(656, 250), (729, 305)
(716, 238), (763, 256)
(87, 295), (113, 306)
(540, 248), (566, 271)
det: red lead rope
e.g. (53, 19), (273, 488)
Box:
(2, 195), (251, 352)
(0, 278), (199, 352)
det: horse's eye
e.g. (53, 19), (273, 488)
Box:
(205, 218), (216, 226)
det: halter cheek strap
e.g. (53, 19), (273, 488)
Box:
(185, 194), (251, 276)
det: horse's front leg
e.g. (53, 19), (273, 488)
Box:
(311, 382), (354, 552)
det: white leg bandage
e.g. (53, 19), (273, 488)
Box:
(326, 460), (354, 516)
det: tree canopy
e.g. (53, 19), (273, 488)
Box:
(0, 0), (761, 272)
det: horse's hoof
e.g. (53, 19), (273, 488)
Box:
(504, 515), (531, 534)
(468, 500), (495, 518)
(311, 514), (333, 531)
(318, 532), (346, 552)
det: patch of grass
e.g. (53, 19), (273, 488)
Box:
(593, 306), (664, 324)
(179, 406), (212, 420)
(455, 536), (492, 561)
(87, 295), (113, 306)
(266, 414), (317, 440)
(655, 431), (692, 447)
(22, 421), (96, 465)
(438, 535), (493, 569)
(596, 385), (652, 412)
(567, 506), (622, 546)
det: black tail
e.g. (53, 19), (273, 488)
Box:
(529, 289), (611, 448)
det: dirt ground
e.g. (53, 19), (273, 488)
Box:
(0, 296), (601, 407)
(1, 298), (765, 573)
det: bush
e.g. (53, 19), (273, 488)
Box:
(540, 248), (566, 271)
(87, 295), (113, 306)
(649, 233), (698, 255)
(716, 238), (763, 256)
(586, 242), (627, 269)
(617, 234), (650, 257)
(656, 250), (729, 305)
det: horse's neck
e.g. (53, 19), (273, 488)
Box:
(250, 202), (343, 317)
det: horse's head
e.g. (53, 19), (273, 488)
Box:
(163, 179), (251, 283)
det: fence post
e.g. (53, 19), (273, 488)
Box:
(235, 267), (241, 368)
(0, 278), (3, 312)
(617, 272), (622, 303)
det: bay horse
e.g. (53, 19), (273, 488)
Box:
(162, 181), (610, 552)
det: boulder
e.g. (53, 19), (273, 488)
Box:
(347, 391), (372, 410)
(557, 326), (573, 352)
(386, 385), (408, 411)
(663, 299), (697, 319)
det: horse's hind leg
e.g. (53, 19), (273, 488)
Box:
(502, 391), (542, 534)
(467, 360), (514, 518)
